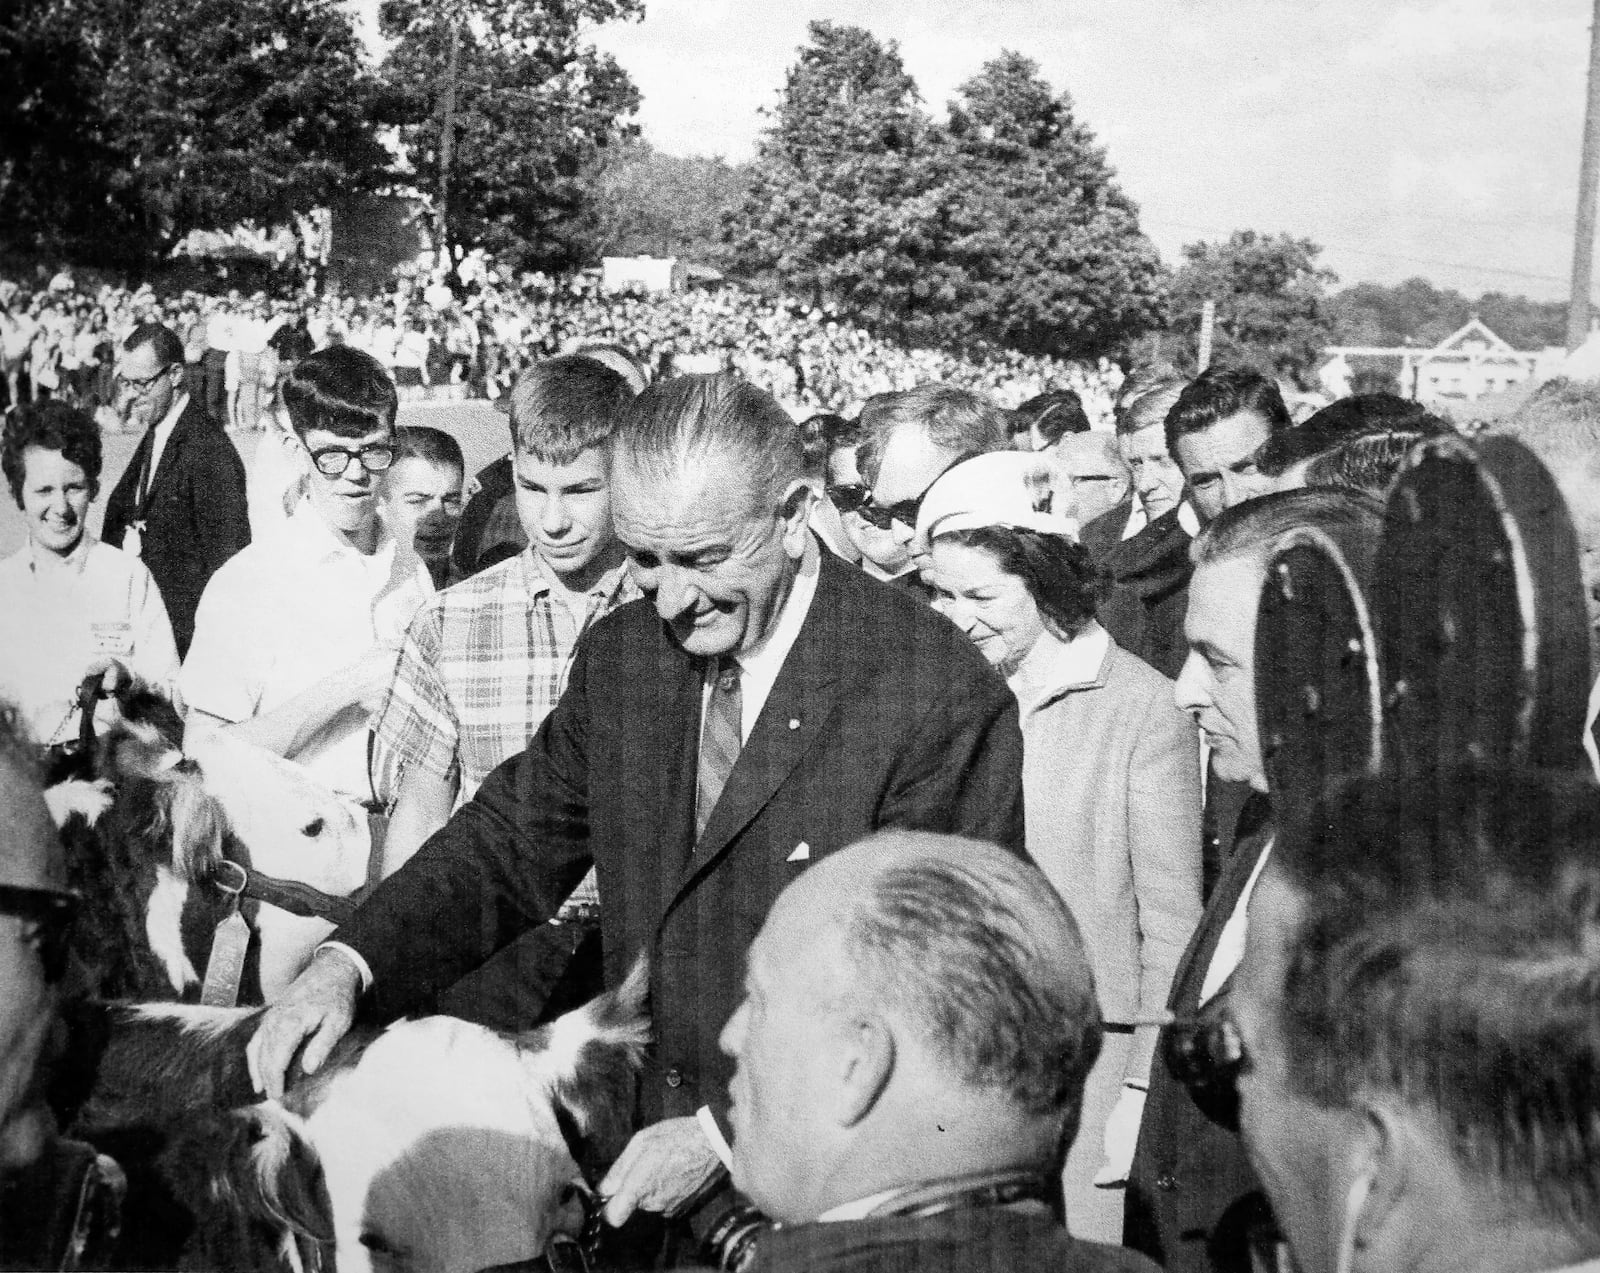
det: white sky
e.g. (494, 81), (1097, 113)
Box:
(358, 0), (1596, 300)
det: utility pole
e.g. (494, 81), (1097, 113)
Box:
(1197, 299), (1217, 372)
(1567, 0), (1600, 351)
(436, 15), (463, 280)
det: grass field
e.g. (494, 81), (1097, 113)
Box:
(0, 400), (512, 559)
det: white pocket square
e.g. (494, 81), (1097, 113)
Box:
(786, 841), (811, 863)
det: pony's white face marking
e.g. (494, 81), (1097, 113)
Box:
(303, 1017), (586, 1273)
(43, 779), (114, 829)
(145, 865), (198, 992)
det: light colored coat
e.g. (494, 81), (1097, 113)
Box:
(1010, 622), (1203, 1084)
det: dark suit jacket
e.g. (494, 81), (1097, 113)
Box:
(451, 453), (526, 578)
(754, 1206), (1160, 1273)
(1125, 795), (1271, 1273)
(1087, 507), (1193, 683)
(101, 396), (250, 655)
(336, 550), (1025, 1124)
(1078, 498), (1134, 564)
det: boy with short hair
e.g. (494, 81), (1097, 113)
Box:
(373, 354), (639, 874)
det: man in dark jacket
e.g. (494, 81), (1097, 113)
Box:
(102, 322), (249, 656)
(721, 828), (1155, 1273)
(247, 372), (1024, 1244)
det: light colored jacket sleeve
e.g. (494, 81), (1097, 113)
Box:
(1123, 679), (1204, 1085)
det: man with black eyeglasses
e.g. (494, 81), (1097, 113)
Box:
(181, 346), (433, 815)
(102, 321), (250, 657)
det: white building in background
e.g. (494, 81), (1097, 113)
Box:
(1321, 317), (1545, 408)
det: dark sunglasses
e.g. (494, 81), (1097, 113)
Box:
(0, 884), (78, 985)
(856, 451), (985, 533)
(1161, 995), (1248, 1133)
(306, 443), (396, 478)
(826, 483), (871, 515)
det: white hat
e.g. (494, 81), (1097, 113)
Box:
(915, 451), (1078, 550)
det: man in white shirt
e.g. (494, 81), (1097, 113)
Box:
(181, 345), (430, 806)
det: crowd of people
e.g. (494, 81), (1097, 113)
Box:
(1, 296), (1598, 1273)
(0, 272), (1124, 427)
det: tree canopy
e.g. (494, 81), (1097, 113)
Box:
(378, 0), (642, 274)
(1166, 230), (1338, 386)
(587, 141), (748, 268)
(2, 0), (392, 267)
(1328, 277), (1566, 350)
(724, 26), (1164, 360)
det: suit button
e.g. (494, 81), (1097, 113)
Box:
(1156, 1173), (1179, 1192)
(665, 1067), (683, 1088)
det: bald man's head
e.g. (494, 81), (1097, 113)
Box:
(721, 831), (1103, 1221)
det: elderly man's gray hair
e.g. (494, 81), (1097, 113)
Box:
(612, 371), (803, 511)
(843, 837), (1103, 1121)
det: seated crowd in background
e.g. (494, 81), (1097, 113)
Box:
(1, 297), (1598, 1273)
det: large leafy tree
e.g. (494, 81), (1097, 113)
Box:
(937, 52), (1167, 357)
(0, 0), (135, 264)
(589, 140), (748, 269)
(379, 0), (641, 274)
(1329, 278), (1565, 350)
(1168, 230), (1338, 385)
(1, 0), (391, 266)
(724, 22), (951, 341)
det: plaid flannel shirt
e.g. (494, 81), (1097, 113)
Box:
(372, 550), (638, 910)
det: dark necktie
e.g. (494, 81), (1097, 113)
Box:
(695, 656), (743, 841)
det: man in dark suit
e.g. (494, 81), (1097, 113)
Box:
(248, 372), (1024, 1236)
(1126, 489), (1384, 1273)
(721, 828), (1156, 1273)
(103, 322), (249, 656)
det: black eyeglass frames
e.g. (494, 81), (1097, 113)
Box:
(306, 442), (397, 478)
(0, 884), (78, 985)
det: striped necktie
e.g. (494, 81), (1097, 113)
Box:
(695, 655), (743, 842)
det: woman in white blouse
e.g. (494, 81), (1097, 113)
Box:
(0, 401), (179, 747)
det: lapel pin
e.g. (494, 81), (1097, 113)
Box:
(786, 841), (811, 862)
(788, 718), (800, 730)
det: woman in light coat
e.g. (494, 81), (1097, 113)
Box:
(918, 451), (1203, 1243)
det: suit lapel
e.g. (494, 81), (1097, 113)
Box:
(663, 553), (848, 912)
(143, 399), (200, 508)
(1168, 803), (1274, 1010)
(651, 628), (703, 910)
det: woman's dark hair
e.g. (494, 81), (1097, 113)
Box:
(393, 425), (464, 476)
(3, 400), (103, 508)
(941, 525), (1108, 639)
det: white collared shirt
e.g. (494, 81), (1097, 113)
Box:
(180, 504), (432, 798)
(702, 538), (821, 743)
(144, 392), (189, 489)
(1007, 622), (1111, 718)
(0, 537), (179, 745)
(1199, 838), (1274, 1006)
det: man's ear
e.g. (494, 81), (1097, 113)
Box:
(778, 478), (819, 556)
(1347, 1099), (1408, 1250)
(834, 1015), (893, 1129)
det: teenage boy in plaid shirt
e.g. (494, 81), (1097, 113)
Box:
(371, 358), (640, 1020)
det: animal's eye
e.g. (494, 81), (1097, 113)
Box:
(301, 818), (324, 838)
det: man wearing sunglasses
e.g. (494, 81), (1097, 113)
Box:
(102, 321), (250, 657)
(181, 346), (433, 814)
(1126, 489), (1384, 1273)
(859, 384), (1010, 578)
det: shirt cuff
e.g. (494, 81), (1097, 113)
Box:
(696, 1105), (733, 1172)
(315, 941), (373, 992)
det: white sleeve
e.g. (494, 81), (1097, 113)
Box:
(178, 563), (263, 724)
(128, 562), (180, 698)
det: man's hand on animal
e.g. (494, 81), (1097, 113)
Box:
(599, 1116), (725, 1227)
(245, 948), (362, 1099)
